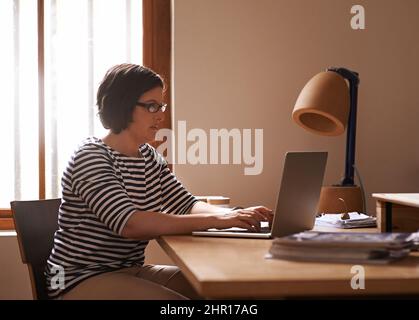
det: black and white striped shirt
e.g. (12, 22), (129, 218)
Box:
(45, 137), (197, 298)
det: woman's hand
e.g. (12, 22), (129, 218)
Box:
(213, 206), (273, 232)
(243, 206), (274, 227)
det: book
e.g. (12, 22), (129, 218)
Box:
(315, 212), (377, 229)
(266, 231), (418, 264)
(267, 246), (411, 264)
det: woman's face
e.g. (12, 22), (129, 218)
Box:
(127, 86), (165, 144)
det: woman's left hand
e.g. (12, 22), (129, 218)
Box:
(243, 206), (273, 227)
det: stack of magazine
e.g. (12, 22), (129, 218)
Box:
(315, 212), (377, 229)
(267, 231), (419, 264)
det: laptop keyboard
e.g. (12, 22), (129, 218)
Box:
(206, 222), (271, 233)
(225, 226), (271, 233)
(259, 226), (271, 233)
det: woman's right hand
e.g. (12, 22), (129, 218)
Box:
(213, 208), (270, 232)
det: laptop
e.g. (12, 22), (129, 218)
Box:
(192, 151), (328, 239)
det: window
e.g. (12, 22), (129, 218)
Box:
(43, 0), (142, 198)
(0, 0), (39, 210)
(0, 0), (171, 230)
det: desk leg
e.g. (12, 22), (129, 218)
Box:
(385, 202), (392, 232)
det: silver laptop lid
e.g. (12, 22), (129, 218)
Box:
(270, 151), (327, 238)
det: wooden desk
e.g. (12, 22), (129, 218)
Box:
(157, 227), (419, 299)
(373, 193), (419, 232)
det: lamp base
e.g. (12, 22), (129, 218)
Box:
(317, 185), (363, 214)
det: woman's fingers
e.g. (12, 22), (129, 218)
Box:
(225, 207), (274, 231)
(248, 206), (274, 223)
(237, 213), (261, 232)
(220, 211), (259, 231)
(240, 207), (273, 223)
(246, 206), (271, 213)
(236, 210), (264, 224)
(237, 220), (257, 231)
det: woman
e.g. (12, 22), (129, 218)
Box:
(45, 63), (272, 300)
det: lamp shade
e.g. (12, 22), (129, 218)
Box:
(293, 71), (349, 136)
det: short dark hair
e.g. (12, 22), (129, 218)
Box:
(96, 63), (164, 133)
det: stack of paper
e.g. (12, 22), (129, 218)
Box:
(267, 231), (416, 264)
(315, 212), (377, 229)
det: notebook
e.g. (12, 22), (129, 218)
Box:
(192, 151), (328, 239)
(315, 212), (377, 229)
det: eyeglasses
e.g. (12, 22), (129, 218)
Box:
(136, 102), (167, 113)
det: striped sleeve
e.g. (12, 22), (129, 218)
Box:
(71, 145), (137, 235)
(151, 149), (198, 215)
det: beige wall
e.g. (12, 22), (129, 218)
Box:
(172, 0), (419, 214)
(0, 234), (32, 299)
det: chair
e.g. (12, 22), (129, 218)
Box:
(11, 199), (61, 300)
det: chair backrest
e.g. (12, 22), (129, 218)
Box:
(11, 199), (61, 300)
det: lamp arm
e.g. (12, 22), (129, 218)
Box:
(327, 67), (360, 186)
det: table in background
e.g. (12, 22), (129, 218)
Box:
(373, 193), (419, 232)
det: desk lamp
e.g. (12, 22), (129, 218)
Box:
(292, 67), (364, 214)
